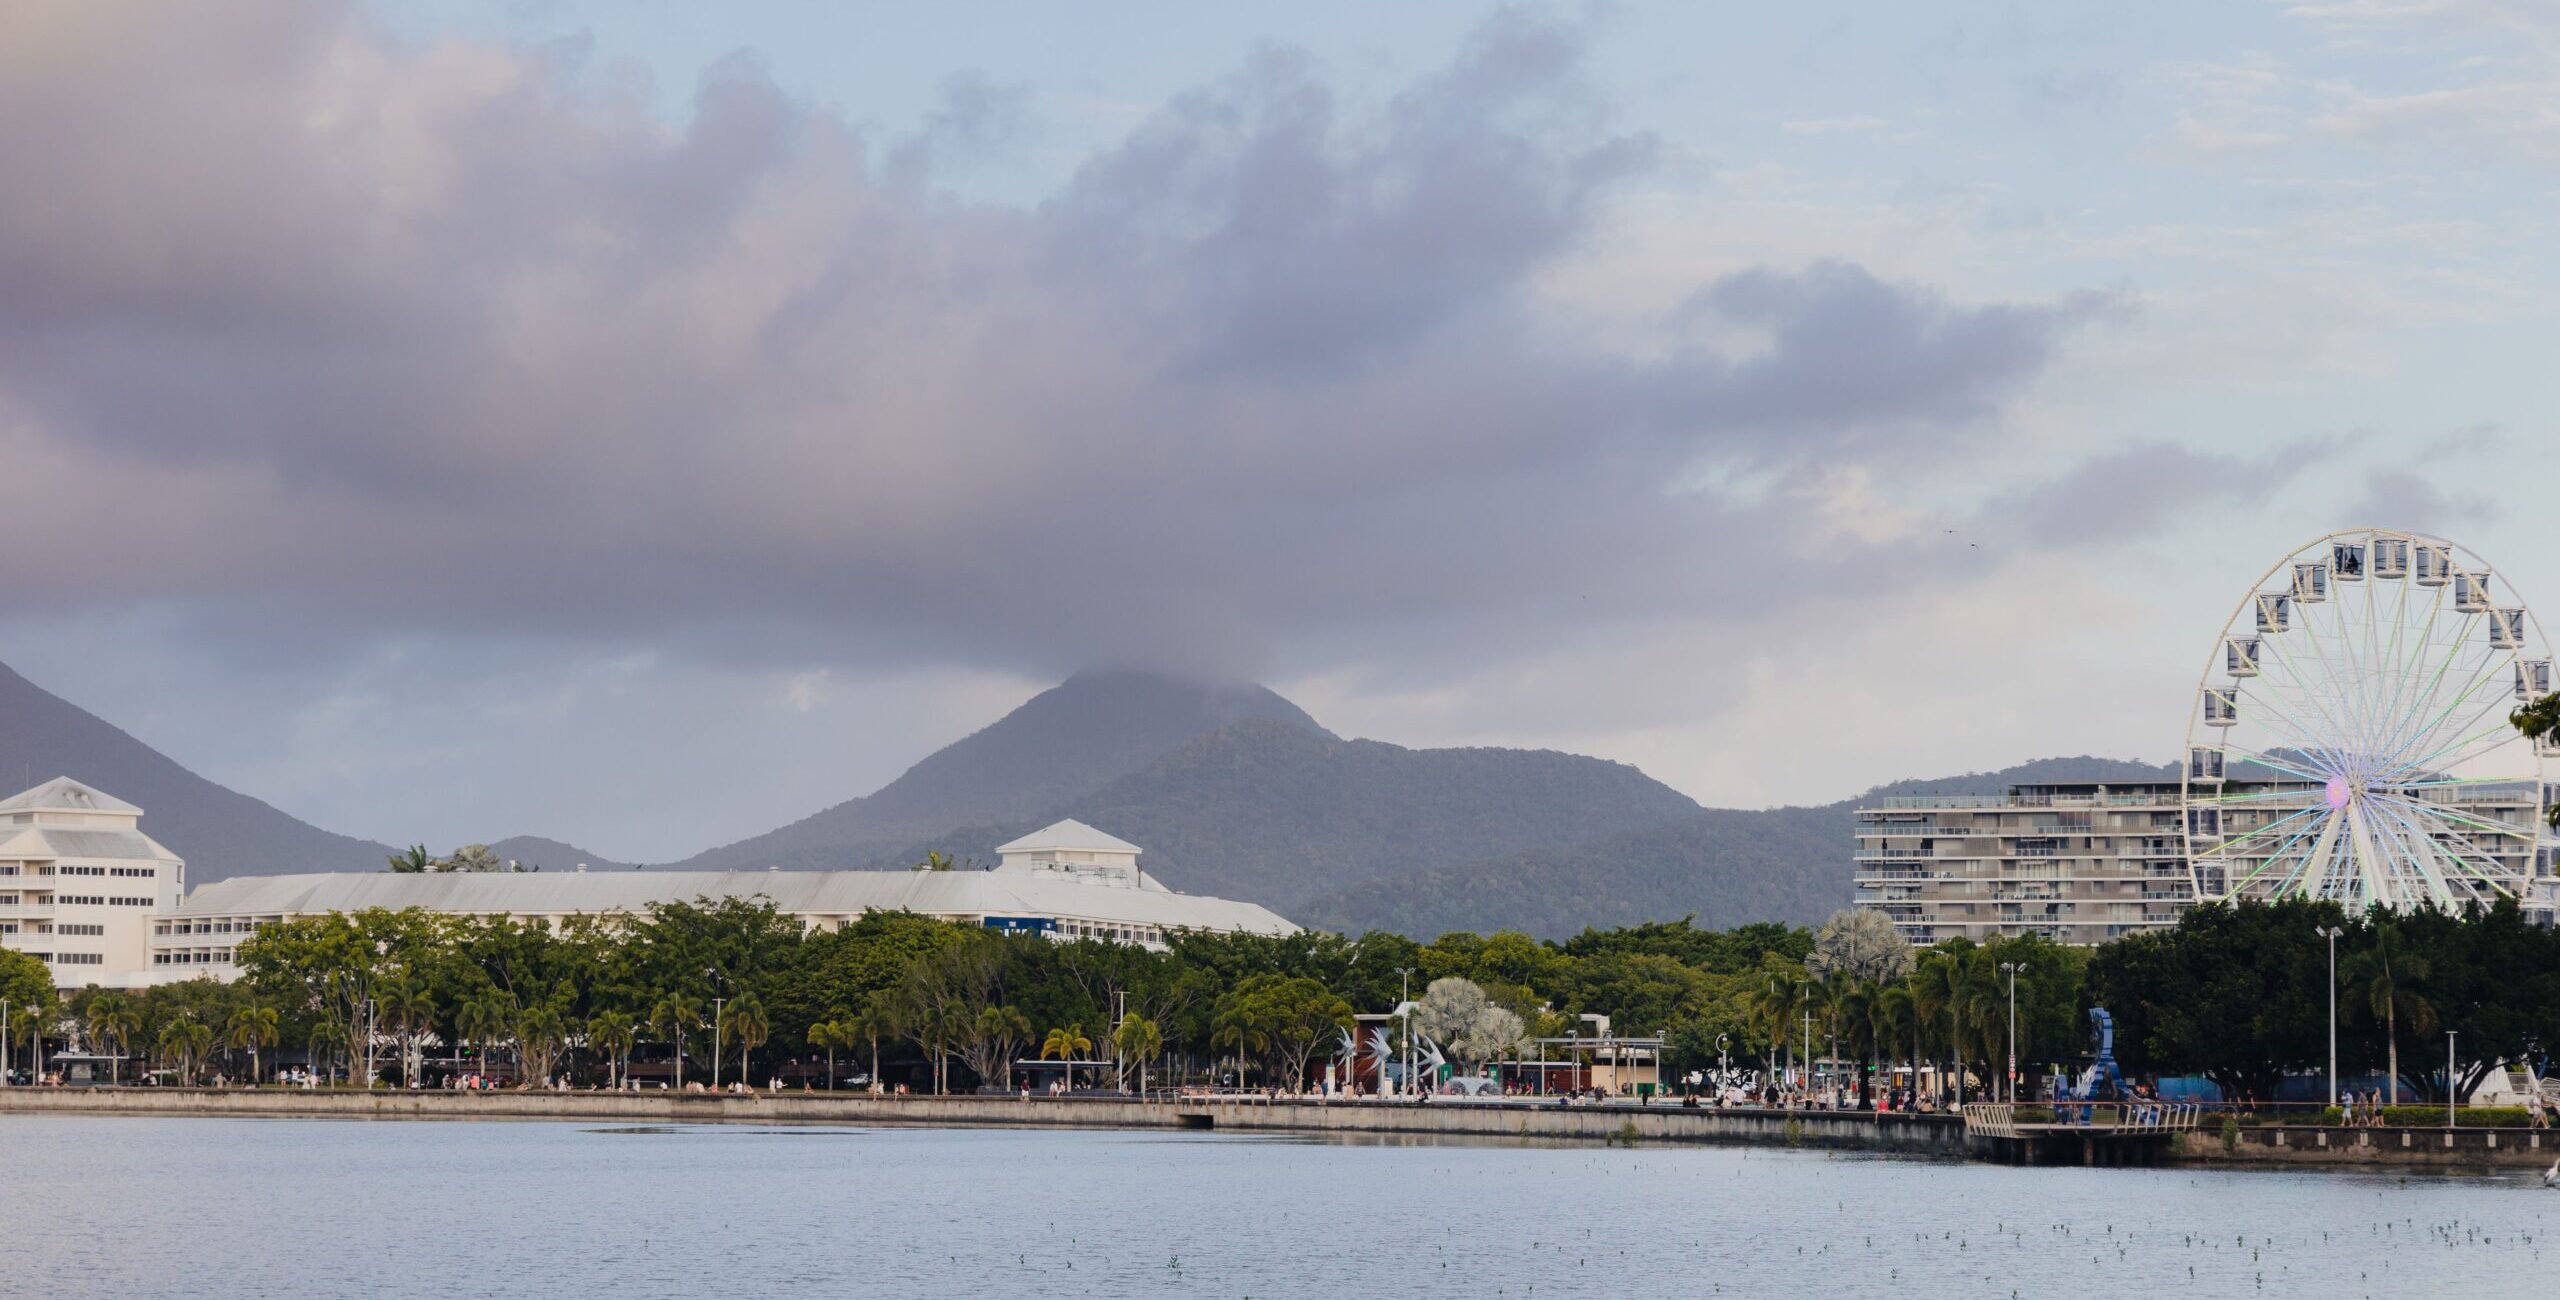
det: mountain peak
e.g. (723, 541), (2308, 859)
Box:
(669, 670), (1328, 870)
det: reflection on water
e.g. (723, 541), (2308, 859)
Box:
(2, 1115), (2552, 1298)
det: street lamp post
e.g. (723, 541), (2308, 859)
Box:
(1800, 1010), (1812, 1108)
(1717, 1033), (1729, 1096)
(711, 996), (727, 1092)
(2000, 961), (2019, 1105)
(2448, 1031), (2460, 1129)
(2, 1000), (10, 1088)
(2317, 925), (2344, 1107)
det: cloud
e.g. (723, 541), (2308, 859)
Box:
(1986, 439), (2334, 546)
(0, 0), (2107, 687)
(2342, 466), (2498, 534)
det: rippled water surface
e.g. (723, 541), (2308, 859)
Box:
(4, 1115), (2554, 1298)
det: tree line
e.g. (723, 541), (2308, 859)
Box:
(2, 896), (2552, 1099)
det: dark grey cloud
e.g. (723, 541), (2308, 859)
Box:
(0, 0), (2109, 684)
(1989, 439), (2332, 547)
(2344, 467), (2498, 536)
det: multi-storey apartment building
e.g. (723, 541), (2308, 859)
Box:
(0, 778), (187, 988)
(1852, 781), (2195, 946)
(1856, 777), (2559, 946)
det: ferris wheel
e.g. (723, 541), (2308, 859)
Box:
(2181, 529), (2557, 913)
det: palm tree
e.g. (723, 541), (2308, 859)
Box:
(1749, 960), (1806, 1097)
(721, 994), (769, 1089)
(1210, 1003), (1264, 1092)
(82, 994), (138, 1086)
(226, 1005), (280, 1085)
(1834, 979), (1877, 1106)
(1812, 968), (1855, 1103)
(650, 993), (701, 1089)
(516, 1000), (569, 1088)
(457, 992), (515, 1082)
(848, 992), (899, 1092)
(307, 1019), (346, 1085)
(2343, 920), (2434, 1105)
(159, 1017), (213, 1085)
(912, 850), (959, 872)
(588, 1010), (637, 1090)
(1041, 1023), (1095, 1092)
(1112, 1014), (1163, 1095)
(1876, 984), (1918, 1104)
(380, 976), (437, 1089)
(1911, 950), (1973, 1106)
(385, 844), (435, 873)
(807, 1019), (855, 1091)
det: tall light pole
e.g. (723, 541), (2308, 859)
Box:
(2, 1000), (10, 1088)
(2000, 961), (2020, 1104)
(1395, 968), (1414, 1097)
(2448, 1030), (2460, 1129)
(2317, 925), (2344, 1107)
(711, 996), (727, 1092)
(1800, 1010), (1812, 1108)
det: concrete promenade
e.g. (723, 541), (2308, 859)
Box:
(0, 1085), (1964, 1153)
(2, 1088), (2543, 1169)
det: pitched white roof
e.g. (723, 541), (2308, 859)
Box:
(172, 866), (1296, 936)
(0, 825), (180, 863)
(0, 777), (142, 816)
(996, 819), (1141, 856)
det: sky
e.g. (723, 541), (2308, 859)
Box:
(1, 0), (2551, 860)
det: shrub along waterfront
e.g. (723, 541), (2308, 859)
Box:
(2, 896), (2554, 1102)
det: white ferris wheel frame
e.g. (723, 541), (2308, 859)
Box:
(2180, 527), (2553, 913)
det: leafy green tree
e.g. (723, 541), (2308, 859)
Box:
(386, 845), (434, 873)
(1808, 909), (1913, 984)
(0, 949), (56, 1080)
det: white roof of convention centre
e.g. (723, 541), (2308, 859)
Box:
(996, 819), (1142, 855)
(172, 867), (1296, 936)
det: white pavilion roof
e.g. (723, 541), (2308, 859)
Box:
(995, 819), (1142, 856)
(0, 777), (143, 816)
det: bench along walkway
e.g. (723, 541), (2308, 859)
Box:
(1962, 1102), (2205, 1166)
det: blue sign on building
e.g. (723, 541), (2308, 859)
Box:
(982, 916), (1057, 934)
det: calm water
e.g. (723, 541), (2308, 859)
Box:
(3, 1116), (2554, 1298)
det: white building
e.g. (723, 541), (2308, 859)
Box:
(151, 817), (1296, 978)
(0, 778), (187, 988)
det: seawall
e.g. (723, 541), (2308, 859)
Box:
(2173, 1122), (2560, 1169)
(0, 1086), (1964, 1153)
(4, 1089), (2542, 1171)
